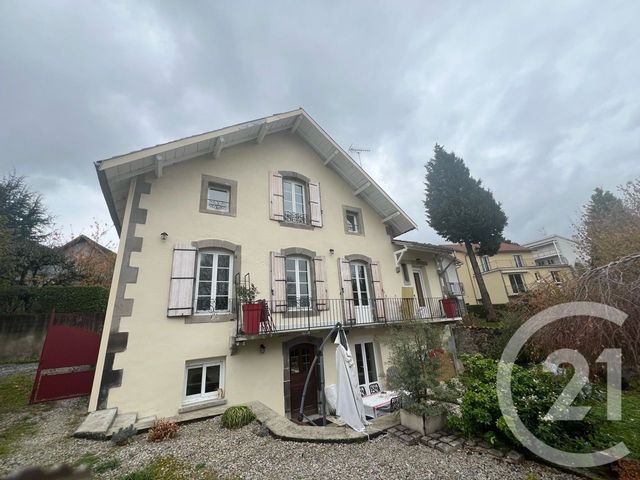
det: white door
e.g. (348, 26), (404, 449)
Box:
(351, 262), (373, 323)
(412, 268), (430, 318)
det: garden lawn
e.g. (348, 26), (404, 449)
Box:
(0, 373), (33, 417)
(593, 390), (640, 460)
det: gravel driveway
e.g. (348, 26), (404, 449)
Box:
(0, 362), (37, 378)
(0, 397), (579, 480)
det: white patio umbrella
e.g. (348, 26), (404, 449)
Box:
(334, 329), (368, 432)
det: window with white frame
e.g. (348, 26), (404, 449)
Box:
(508, 273), (526, 294)
(354, 341), (378, 387)
(183, 358), (224, 404)
(283, 179), (307, 224)
(480, 255), (490, 272)
(195, 251), (232, 314)
(550, 271), (562, 284)
(513, 254), (524, 268)
(285, 257), (311, 308)
(207, 185), (230, 212)
(345, 210), (359, 233)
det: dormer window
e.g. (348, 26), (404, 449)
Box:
(283, 179), (307, 224)
(208, 186), (230, 213)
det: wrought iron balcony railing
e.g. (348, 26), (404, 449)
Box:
(207, 199), (230, 212)
(283, 210), (308, 225)
(235, 296), (466, 336)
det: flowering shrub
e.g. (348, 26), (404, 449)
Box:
(448, 354), (610, 451)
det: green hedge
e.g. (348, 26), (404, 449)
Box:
(0, 286), (110, 314)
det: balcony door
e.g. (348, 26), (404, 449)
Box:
(412, 268), (431, 318)
(350, 262), (373, 324)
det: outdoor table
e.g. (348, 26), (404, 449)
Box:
(362, 391), (397, 418)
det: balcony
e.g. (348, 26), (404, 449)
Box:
(235, 297), (466, 337)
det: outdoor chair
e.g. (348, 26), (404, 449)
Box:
(359, 385), (367, 397)
(369, 382), (380, 394)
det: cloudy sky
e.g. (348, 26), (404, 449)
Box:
(1, 1), (639, 247)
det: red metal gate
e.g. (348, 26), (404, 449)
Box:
(30, 310), (103, 404)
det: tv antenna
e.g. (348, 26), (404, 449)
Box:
(348, 145), (371, 166)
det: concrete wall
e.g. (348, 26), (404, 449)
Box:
(89, 132), (445, 418)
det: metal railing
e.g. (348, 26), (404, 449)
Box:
(236, 296), (466, 336)
(283, 210), (308, 224)
(207, 199), (230, 211)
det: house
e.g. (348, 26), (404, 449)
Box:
(88, 108), (464, 420)
(523, 234), (580, 268)
(60, 235), (116, 285)
(443, 242), (574, 306)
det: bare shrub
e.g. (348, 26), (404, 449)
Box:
(147, 418), (179, 442)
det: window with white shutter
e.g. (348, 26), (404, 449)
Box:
(168, 245), (197, 317)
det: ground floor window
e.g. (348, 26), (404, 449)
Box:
(508, 273), (526, 294)
(354, 341), (378, 387)
(183, 358), (224, 404)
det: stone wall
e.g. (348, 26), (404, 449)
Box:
(0, 313), (104, 363)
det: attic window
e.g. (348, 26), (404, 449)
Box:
(199, 175), (237, 217)
(208, 186), (230, 212)
(342, 206), (365, 236)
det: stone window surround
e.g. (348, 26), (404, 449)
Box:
(280, 247), (318, 318)
(342, 205), (365, 236)
(185, 239), (241, 324)
(344, 254), (376, 306)
(278, 171), (314, 231)
(199, 174), (238, 217)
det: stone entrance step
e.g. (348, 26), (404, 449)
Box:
(73, 408), (117, 439)
(108, 412), (138, 436)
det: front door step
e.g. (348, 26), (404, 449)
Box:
(108, 412), (138, 436)
(73, 408), (117, 439)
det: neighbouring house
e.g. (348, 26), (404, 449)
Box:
(88, 108), (465, 420)
(61, 235), (116, 285)
(523, 234), (580, 268)
(443, 242), (574, 306)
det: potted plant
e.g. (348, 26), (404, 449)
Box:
(237, 283), (261, 335)
(387, 322), (463, 435)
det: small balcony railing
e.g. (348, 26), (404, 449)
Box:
(283, 210), (308, 225)
(235, 297), (466, 336)
(207, 199), (230, 212)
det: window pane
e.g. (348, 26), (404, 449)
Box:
(299, 295), (310, 307)
(364, 343), (378, 382)
(299, 283), (308, 295)
(298, 270), (308, 283)
(197, 297), (211, 312)
(186, 367), (202, 396)
(351, 279), (360, 306)
(197, 282), (212, 295)
(216, 282), (229, 296)
(355, 344), (365, 385)
(215, 296), (229, 311)
(199, 268), (212, 281)
(350, 264), (356, 277)
(200, 254), (213, 267)
(204, 365), (220, 393)
(218, 255), (230, 268)
(286, 271), (296, 283)
(286, 258), (296, 270)
(298, 260), (308, 272)
(286, 282), (296, 294)
(217, 268), (229, 281)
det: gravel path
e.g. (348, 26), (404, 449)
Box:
(0, 362), (37, 378)
(0, 398), (579, 480)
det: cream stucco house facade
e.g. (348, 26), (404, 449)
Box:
(89, 109), (463, 421)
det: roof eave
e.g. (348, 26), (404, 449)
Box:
(96, 163), (122, 236)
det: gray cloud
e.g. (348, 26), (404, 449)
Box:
(1, 1), (638, 246)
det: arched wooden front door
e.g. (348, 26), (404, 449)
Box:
(289, 343), (318, 416)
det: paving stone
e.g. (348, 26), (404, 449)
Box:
(505, 450), (524, 463)
(409, 431), (422, 441)
(74, 408), (117, 439)
(428, 439), (440, 448)
(449, 440), (462, 449)
(464, 439), (477, 447)
(133, 415), (157, 431)
(419, 436), (430, 446)
(440, 435), (456, 443)
(387, 427), (400, 434)
(399, 433), (419, 445)
(436, 442), (454, 453)
(487, 448), (505, 458)
(427, 432), (442, 439)
(108, 412), (137, 436)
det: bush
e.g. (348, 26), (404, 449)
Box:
(220, 406), (256, 429)
(147, 419), (179, 442)
(448, 354), (610, 451)
(111, 424), (137, 446)
(0, 285), (109, 313)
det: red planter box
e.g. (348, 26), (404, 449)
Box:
(242, 303), (262, 335)
(441, 298), (458, 318)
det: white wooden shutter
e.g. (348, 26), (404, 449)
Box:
(371, 260), (386, 321)
(308, 180), (322, 227)
(338, 257), (354, 322)
(270, 251), (287, 312)
(314, 256), (329, 311)
(167, 244), (197, 317)
(269, 172), (284, 221)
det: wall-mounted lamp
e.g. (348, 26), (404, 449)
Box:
(259, 344), (266, 354)
(329, 248), (335, 255)
(160, 232), (168, 241)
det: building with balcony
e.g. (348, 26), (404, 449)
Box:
(523, 234), (580, 268)
(89, 109), (464, 420)
(442, 242), (574, 306)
